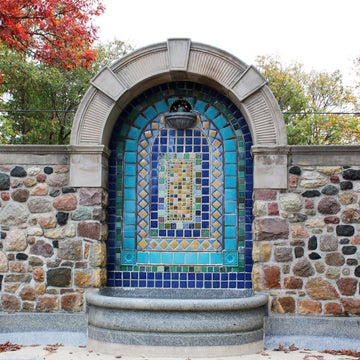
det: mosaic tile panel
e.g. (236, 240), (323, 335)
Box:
(107, 81), (253, 289)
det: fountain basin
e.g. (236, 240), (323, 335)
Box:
(87, 288), (268, 356)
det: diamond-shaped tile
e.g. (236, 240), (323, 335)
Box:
(159, 240), (168, 250)
(139, 189), (147, 198)
(209, 130), (216, 138)
(213, 139), (221, 148)
(145, 130), (152, 138)
(202, 121), (209, 129)
(213, 210), (221, 219)
(139, 199), (147, 208)
(180, 240), (189, 249)
(139, 179), (147, 188)
(213, 200), (221, 209)
(140, 139), (149, 148)
(139, 169), (148, 178)
(170, 240), (179, 249)
(213, 149), (221, 158)
(151, 122), (158, 130)
(213, 240), (221, 250)
(213, 231), (221, 239)
(213, 190), (221, 199)
(201, 240), (210, 250)
(213, 159), (221, 168)
(213, 169), (221, 178)
(213, 221), (221, 230)
(139, 209), (148, 219)
(139, 220), (147, 228)
(139, 229), (147, 238)
(149, 240), (158, 249)
(140, 149), (148, 158)
(212, 179), (222, 189)
(191, 240), (201, 250)
(139, 159), (148, 167)
(138, 238), (148, 250)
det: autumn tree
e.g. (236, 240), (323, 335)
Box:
(0, 0), (104, 76)
(0, 40), (133, 144)
(256, 55), (360, 145)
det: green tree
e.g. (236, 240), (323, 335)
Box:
(255, 55), (360, 145)
(0, 40), (133, 144)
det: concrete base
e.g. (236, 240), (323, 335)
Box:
(88, 338), (264, 357)
(265, 316), (360, 351)
(0, 313), (87, 345)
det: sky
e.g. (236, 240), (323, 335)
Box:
(95, 0), (360, 85)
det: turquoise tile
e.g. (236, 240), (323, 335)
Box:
(127, 126), (141, 140)
(225, 164), (237, 176)
(225, 238), (237, 250)
(124, 188), (136, 200)
(174, 252), (185, 264)
(220, 126), (234, 140)
(125, 140), (137, 151)
(123, 225), (135, 235)
(193, 100), (207, 113)
(224, 201), (237, 214)
(185, 252), (197, 264)
(224, 139), (236, 151)
(198, 253), (210, 265)
(205, 105), (218, 120)
(154, 100), (169, 113)
(225, 188), (237, 200)
(225, 226), (237, 238)
(225, 176), (236, 188)
(121, 250), (136, 265)
(123, 237), (135, 249)
(137, 252), (149, 264)
(222, 250), (238, 266)
(149, 252), (161, 264)
(143, 106), (157, 120)
(124, 164), (136, 176)
(124, 176), (136, 188)
(213, 114), (227, 128)
(134, 115), (148, 128)
(161, 252), (173, 264)
(124, 212), (136, 225)
(124, 152), (136, 163)
(225, 214), (237, 226)
(225, 152), (237, 164)
(210, 253), (222, 265)
(124, 200), (136, 212)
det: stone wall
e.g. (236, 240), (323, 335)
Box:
(253, 156), (360, 316)
(0, 161), (107, 312)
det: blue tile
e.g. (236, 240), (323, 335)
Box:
(149, 252), (161, 264)
(225, 152), (237, 164)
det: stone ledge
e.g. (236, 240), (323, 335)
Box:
(265, 316), (360, 351)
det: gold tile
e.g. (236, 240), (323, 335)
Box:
(209, 130), (216, 138)
(212, 179), (222, 189)
(138, 229), (147, 238)
(213, 150), (221, 158)
(180, 240), (189, 249)
(139, 200), (147, 208)
(213, 190), (221, 199)
(139, 220), (147, 228)
(213, 210), (221, 219)
(139, 159), (148, 167)
(213, 240), (221, 250)
(139, 169), (148, 178)
(191, 240), (200, 250)
(202, 121), (209, 129)
(145, 130), (152, 138)
(151, 122), (158, 130)
(213, 231), (221, 239)
(139, 209), (148, 219)
(170, 240), (179, 249)
(201, 240), (210, 250)
(140, 149), (148, 158)
(213, 169), (221, 178)
(149, 240), (158, 249)
(213, 139), (221, 148)
(213, 221), (221, 230)
(138, 238), (148, 250)
(213, 159), (221, 168)
(213, 200), (221, 209)
(139, 179), (147, 188)
(160, 240), (168, 250)
(139, 189), (147, 198)
(140, 139), (149, 148)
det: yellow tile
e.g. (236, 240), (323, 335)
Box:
(150, 240), (158, 249)
(140, 149), (148, 158)
(151, 122), (158, 130)
(139, 189), (147, 198)
(139, 179), (147, 188)
(213, 221), (221, 230)
(191, 240), (201, 250)
(213, 200), (221, 209)
(160, 240), (168, 250)
(139, 159), (148, 167)
(213, 139), (221, 148)
(212, 179), (222, 189)
(213, 159), (221, 168)
(180, 240), (189, 249)
(140, 140), (149, 148)
(139, 220), (147, 228)
(213, 169), (221, 178)
(209, 130), (216, 138)
(213, 210), (221, 219)
(138, 238), (148, 250)
(139, 229), (147, 238)
(213, 150), (221, 158)
(139, 169), (148, 178)
(202, 121), (210, 129)
(170, 240), (179, 249)
(213, 240), (221, 250)
(201, 240), (210, 250)
(139, 209), (148, 219)
(145, 130), (152, 138)
(213, 190), (221, 199)
(213, 231), (221, 239)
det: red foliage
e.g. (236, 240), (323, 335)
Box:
(0, 341), (22, 352)
(0, 0), (105, 69)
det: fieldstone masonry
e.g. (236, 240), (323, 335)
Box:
(253, 164), (360, 316)
(0, 164), (107, 312)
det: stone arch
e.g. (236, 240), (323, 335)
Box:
(71, 39), (286, 147)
